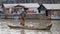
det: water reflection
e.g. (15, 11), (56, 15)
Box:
(25, 30), (51, 34)
(51, 20), (60, 34)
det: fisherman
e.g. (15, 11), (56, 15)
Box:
(20, 11), (26, 26)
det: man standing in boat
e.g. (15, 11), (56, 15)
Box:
(20, 11), (26, 26)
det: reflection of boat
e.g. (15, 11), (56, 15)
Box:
(51, 16), (60, 19)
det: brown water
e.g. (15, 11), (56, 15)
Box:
(0, 19), (60, 34)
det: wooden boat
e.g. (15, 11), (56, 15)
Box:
(8, 24), (52, 30)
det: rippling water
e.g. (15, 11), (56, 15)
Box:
(0, 19), (60, 34)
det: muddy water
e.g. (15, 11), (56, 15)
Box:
(0, 19), (60, 34)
